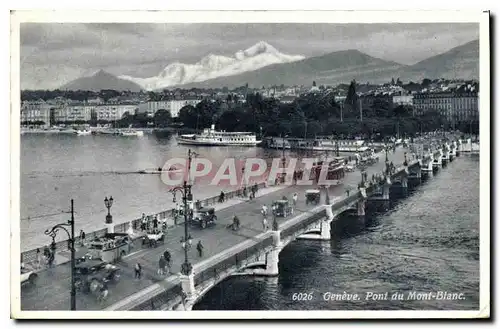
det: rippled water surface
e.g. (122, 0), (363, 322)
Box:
(194, 155), (480, 310)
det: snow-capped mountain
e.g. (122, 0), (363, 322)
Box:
(119, 41), (305, 90)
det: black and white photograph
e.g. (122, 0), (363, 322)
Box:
(9, 10), (489, 319)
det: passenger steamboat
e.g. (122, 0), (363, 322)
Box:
(176, 125), (261, 147)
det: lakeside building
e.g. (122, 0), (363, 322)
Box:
(137, 99), (202, 117)
(95, 104), (137, 121)
(21, 100), (52, 127)
(53, 105), (93, 123)
(413, 91), (479, 123)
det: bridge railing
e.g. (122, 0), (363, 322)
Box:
(280, 209), (326, 241)
(21, 182), (267, 266)
(130, 283), (184, 311)
(193, 235), (275, 288)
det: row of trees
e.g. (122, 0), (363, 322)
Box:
(176, 88), (452, 139)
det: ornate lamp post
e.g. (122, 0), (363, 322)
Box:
(169, 149), (196, 276)
(281, 134), (287, 183)
(44, 199), (76, 310)
(104, 196), (113, 224)
(171, 181), (193, 276)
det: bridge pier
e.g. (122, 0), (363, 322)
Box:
(298, 205), (334, 240)
(421, 155), (433, 179)
(432, 151), (442, 172)
(178, 273), (196, 311)
(441, 145), (449, 167)
(262, 231), (282, 276)
(408, 166), (422, 185)
(456, 140), (461, 157)
(368, 177), (391, 212)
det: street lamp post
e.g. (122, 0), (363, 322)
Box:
(44, 199), (76, 310)
(170, 149), (196, 276)
(171, 180), (193, 276)
(104, 196), (113, 224)
(281, 134), (287, 183)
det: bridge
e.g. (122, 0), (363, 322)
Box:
(19, 137), (466, 312)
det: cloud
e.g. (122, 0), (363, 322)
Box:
(19, 23), (479, 90)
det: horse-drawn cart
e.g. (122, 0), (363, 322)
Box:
(142, 230), (165, 248)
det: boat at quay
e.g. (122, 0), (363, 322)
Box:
(176, 125), (261, 147)
(264, 137), (370, 152)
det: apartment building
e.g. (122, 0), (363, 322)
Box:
(413, 92), (479, 123)
(21, 100), (52, 127)
(138, 99), (201, 117)
(95, 104), (137, 121)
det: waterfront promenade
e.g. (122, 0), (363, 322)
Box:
(20, 148), (409, 311)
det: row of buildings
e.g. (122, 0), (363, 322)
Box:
(21, 80), (479, 127)
(20, 99), (202, 127)
(332, 82), (479, 124)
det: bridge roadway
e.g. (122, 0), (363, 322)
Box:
(21, 148), (408, 311)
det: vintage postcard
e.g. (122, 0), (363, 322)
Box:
(10, 10), (490, 319)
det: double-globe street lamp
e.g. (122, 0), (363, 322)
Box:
(104, 196), (113, 224)
(44, 199), (76, 310)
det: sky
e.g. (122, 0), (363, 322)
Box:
(19, 23), (479, 90)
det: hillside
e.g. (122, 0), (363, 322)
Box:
(176, 49), (405, 89)
(61, 70), (143, 92)
(398, 39), (479, 81)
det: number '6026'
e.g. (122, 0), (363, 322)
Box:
(292, 293), (314, 301)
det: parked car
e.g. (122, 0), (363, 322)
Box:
(305, 189), (321, 205)
(191, 207), (217, 229)
(20, 267), (38, 285)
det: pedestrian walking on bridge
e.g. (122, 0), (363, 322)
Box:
(262, 217), (268, 231)
(292, 193), (298, 207)
(158, 255), (167, 276)
(163, 250), (172, 274)
(197, 241), (204, 258)
(134, 262), (142, 280)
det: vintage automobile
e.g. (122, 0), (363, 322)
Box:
(20, 267), (38, 285)
(191, 207), (217, 229)
(86, 233), (132, 263)
(74, 259), (120, 295)
(305, 189), (321, 205)
(272, 199), (294, 217)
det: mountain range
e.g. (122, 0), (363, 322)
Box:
(118, 41), (305, 90)
(60, 39), (479, 91)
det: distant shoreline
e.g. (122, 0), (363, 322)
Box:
(20, 127), (178, 134)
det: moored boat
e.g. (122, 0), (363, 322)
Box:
(76, 129), (92, 136)
(120, 130), (144, 137)
(176, 124), (260, 147)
